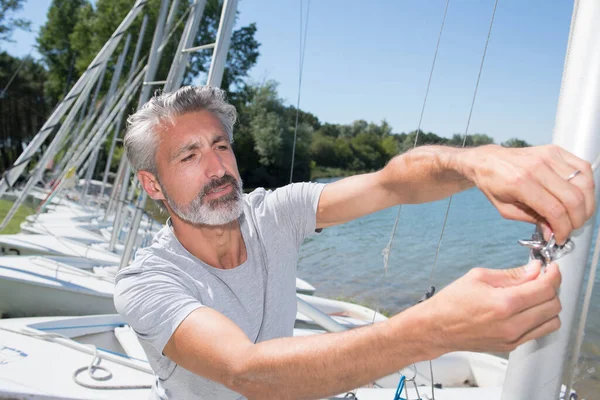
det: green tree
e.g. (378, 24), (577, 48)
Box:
(399, 130), (447, 153)
(65, 0), (259, 100)
(310, 132), (337, 168)
(381, 134), (399, 158)
(0, 0), (30, 44)
(0, 52), (48, 172)
(36, 0), (87, 104)
(242, 81), (313, 186)
(501, 137), (530, 148)
(471, 133), (495, 146)
(448, 133), (494, 147)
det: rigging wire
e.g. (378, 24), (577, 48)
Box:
(373, 2), (450, 398)
(289, 0), (311, 184)
(373, 1), (500, 397)
(0, 45), (35, 99)
(421, 4), (500, 398)
(427, 0), (500, 287)
(380, 0), (450, 280)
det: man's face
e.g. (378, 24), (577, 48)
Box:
(151, 110), (243, 226)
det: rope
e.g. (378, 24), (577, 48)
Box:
(0, 325), (153, 390)
(289, 0), (311, 184)
(72, 346), (151, 390)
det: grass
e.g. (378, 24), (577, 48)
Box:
(0, 199), (35, 234)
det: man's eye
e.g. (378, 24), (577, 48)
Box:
(217, 145), (229, 150)
(182, 154), (195, 162)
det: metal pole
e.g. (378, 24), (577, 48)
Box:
(0, 67), (102, 230)
(206, 0), (238, 88)
(0, 0), (147, 198)
(50, 81), (108, 183)
(120, 0), (215, 268)
(105, 154), (127, 218)
(100, 16), (148, 200)
(81, 33), (133, 205)
(48, 69), (147, 206)
(50, 60), (108, 182)
(164, 0), (207, 92)
(501, 1), (600, 398)
(138, 0), (172, 107)
(111, 0), (172, 251)
(163, 0), (181, 43)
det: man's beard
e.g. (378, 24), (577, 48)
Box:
(158, 174), (244, 226)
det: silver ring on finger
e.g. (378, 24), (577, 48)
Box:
(566, 170), (581, 181)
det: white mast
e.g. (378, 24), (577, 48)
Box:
(501, 0), (600, 398)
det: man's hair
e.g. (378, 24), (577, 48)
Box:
(124, 86), (237, 174)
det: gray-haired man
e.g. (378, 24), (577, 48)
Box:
(115, 85), (595, 399)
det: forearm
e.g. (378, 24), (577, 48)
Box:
(380, 145), (476, 204)
(232, 305), (443, 399)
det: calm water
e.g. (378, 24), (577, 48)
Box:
(298, 182), (600, 396)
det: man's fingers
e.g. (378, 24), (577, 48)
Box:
(553, 146), (596, 220)
(541, 262), (562, 290)
(513, 316), (561, 347)
(514, 180), (573, 245)
(506, 295), (561, 342)
(501, 263), (560, 314)
(536, 164), (587, 243)
(493, 202), (539, 224)
(472, 261), (541, 288)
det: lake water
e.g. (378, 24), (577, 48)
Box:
(297, 182), (600, 397)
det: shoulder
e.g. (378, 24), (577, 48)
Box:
(243, 183), (326, 209)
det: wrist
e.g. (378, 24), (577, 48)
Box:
(387, 302), (448, 361)
(438, 146), (476, 187)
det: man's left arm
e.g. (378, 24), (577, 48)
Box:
(316, 144), (595, 244)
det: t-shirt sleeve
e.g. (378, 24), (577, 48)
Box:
(261, 182), (326, 246)
(114, 264), (203, 355)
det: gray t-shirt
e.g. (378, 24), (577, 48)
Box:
(114, 182), (325, 399)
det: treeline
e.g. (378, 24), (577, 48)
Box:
(0, 0), (531, 190)
(228, 80), (531, 187)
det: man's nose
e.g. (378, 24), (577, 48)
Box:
(203, 150), (226, 179)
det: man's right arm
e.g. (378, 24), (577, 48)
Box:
(164, 260), (561, 400)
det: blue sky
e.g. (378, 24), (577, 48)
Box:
(3, 0), (574, 145)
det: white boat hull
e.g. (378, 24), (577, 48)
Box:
(0, 256), (320, 318)
(0, 315), (561, 400)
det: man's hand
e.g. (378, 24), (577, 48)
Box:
(424, 260), (562, 353)
(460, 144), (596, 244)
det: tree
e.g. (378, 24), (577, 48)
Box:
(0, 52), (48, 172)
(186, 0), (260, 96)
(447, 133), (494, 147)
(64, 0), (260, 102)
(0, 0), (30, 45)
(240, 81), (313, 186)
(37, 0), (87, 105)
(501, 137), (530, 148)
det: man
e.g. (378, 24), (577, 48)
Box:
(115, 85), (596, 399)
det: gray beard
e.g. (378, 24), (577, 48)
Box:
(159, 176), (244, 226)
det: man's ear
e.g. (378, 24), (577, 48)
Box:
(138, 171), (166, 202)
